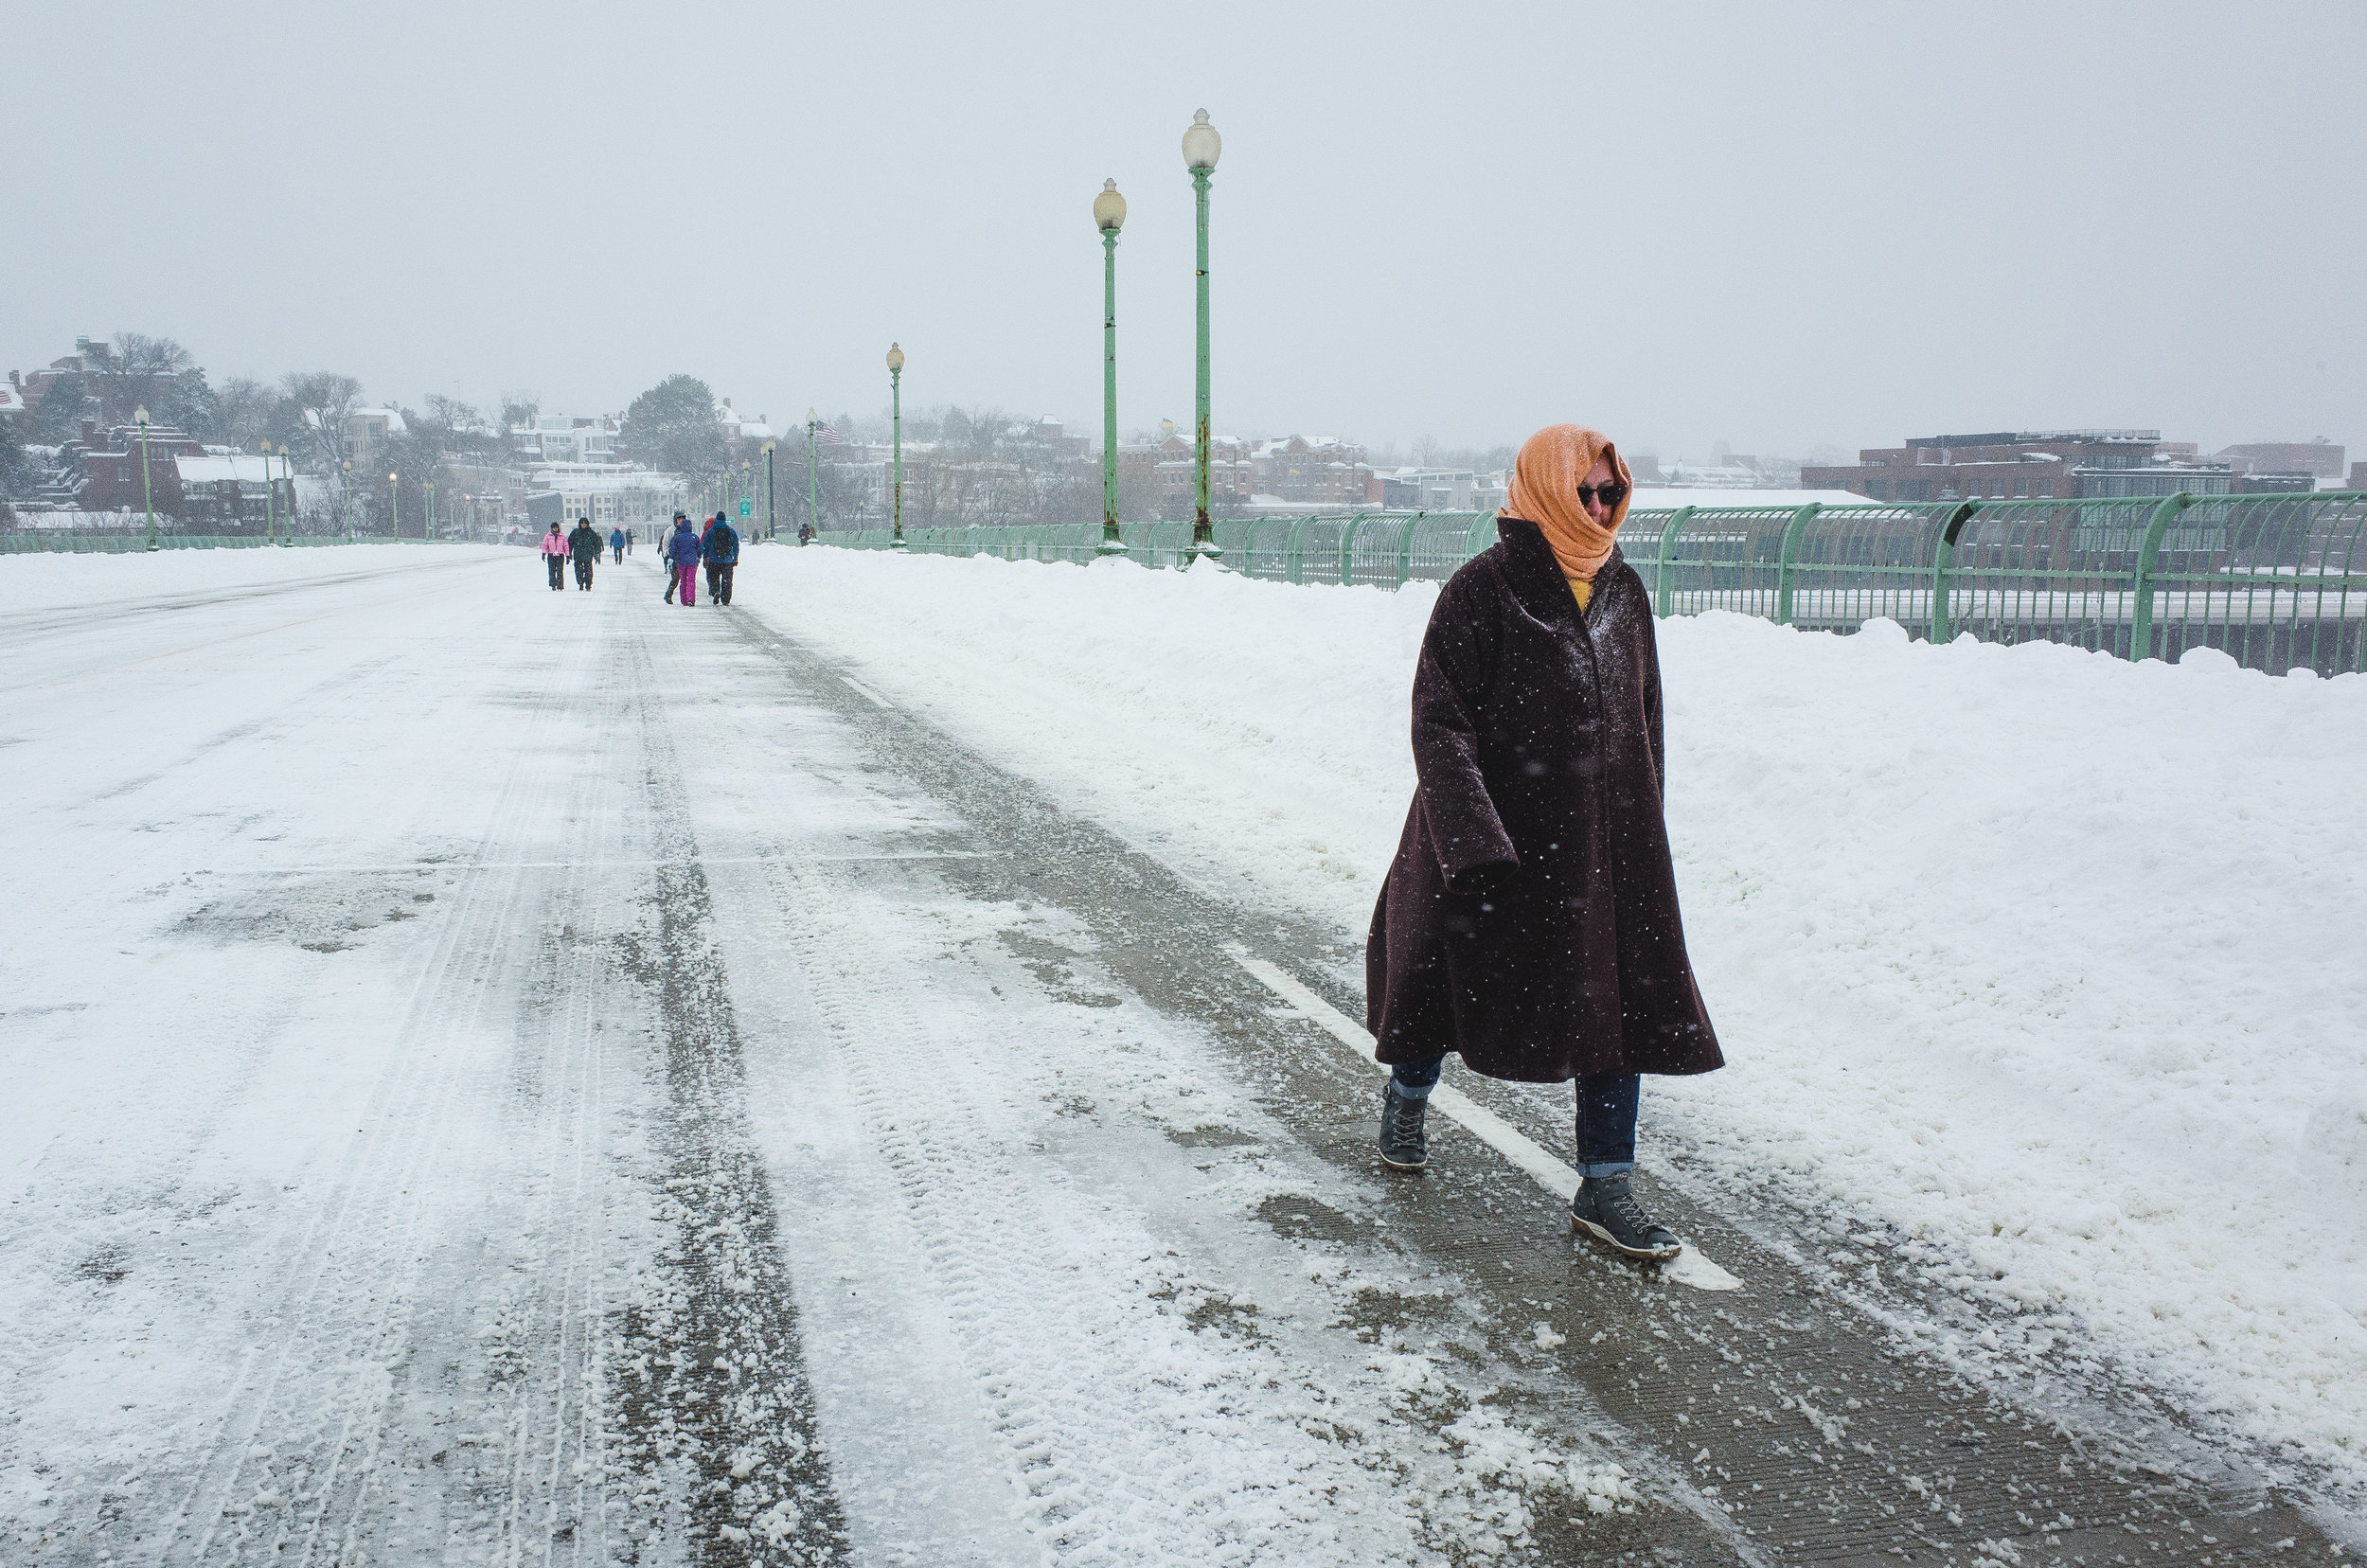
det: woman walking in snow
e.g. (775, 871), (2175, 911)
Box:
(1366, 424), (1721, 1262)
(540, 520), (568, 591)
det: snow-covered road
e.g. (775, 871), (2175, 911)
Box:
(0, 544), (2348, 1566)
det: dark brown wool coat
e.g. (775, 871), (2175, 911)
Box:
(1365, 517), (1722, 1082)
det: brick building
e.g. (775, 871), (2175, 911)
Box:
(1801, 430), (2235, 502)
(43, 419), (207, 513)
(2214, 441), (2345, 482)
(8, 337), (113, 413)
(1251, 436), (1379, 507)
(1119, 434), (1253, 516)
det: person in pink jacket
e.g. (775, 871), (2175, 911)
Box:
(539, 521), (567, 590)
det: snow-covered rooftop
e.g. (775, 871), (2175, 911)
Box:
(174, 454), (282, 485)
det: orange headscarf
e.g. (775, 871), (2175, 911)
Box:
(1501, 424), (1632, 583)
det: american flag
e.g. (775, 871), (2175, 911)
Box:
(814, 421), (844, 445)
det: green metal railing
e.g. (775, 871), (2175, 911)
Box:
(825, 493), (2367, 675)
(0, 531), (371, 554)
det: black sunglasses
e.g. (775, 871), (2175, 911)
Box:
(1576, 482), (1629, 507)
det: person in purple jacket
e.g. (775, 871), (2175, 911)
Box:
(665, 515), (701, 607)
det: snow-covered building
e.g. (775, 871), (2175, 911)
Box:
(343, 406), (408, 473)
(1380, 467), (1485, 511)
(522, 463), (687, 531)
(716, 399), (773, 443)
(34, 419), (205, 513)
(170, 454), (299, 527)
(513, 414), (621, 465)
(1252, 436), (1379, 508)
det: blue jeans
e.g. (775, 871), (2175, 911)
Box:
(1389, 1056), (1640, 1180)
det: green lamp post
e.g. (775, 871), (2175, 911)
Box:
(761, 439), (776, 541)
(258, 437), (276, 543)
(424, 480), (436, 542)
(388, 471), (400, 539)
(886, 342), (906, 550)
(276, 444), (292, 543)
(1095, 178), (1129, 557)
(1183, 108), (1223, 563)
(806, 408), (820, 543)
(135, 406), (156, 551)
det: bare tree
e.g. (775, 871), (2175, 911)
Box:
(281, 371), (365, 472)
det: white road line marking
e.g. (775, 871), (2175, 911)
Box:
(840, 675), (893, 709)
(1227, 948), (1741, 1292)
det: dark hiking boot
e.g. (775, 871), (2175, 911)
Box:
(1569, 1174), (1681, 1260)
(1378, 1082), (1429, 1170)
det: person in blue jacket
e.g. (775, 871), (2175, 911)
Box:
(610, 526), (626, 564)
(703, 510), (741, 606)
(663, 513), (700, 605)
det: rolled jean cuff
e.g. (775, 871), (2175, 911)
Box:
(1579, 1160), (1634, 1181)
(1389, 1057), (1445, 1099)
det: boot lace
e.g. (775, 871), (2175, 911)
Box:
(1600, 1184), (1660, 1238)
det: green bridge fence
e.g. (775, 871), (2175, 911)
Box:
(0, 532), (410, 555)
(828, 493), (2367, 676)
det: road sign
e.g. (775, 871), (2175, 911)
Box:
(739, 498), (752, 518)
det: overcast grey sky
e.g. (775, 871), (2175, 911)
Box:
(8, 1), (2362, 460)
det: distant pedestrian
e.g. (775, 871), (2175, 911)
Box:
(1366, 424), (1721, 1264)
(626, 527), (634, 557)
(666, 515), (701, 607)
(540, 520), (568, 591)
(568, 517), (602, 590)
(797, 521), (813, 547)
(703, 511), (740, 606)
(610, 526), (626, 564)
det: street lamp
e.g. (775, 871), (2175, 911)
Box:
(425, 480), (436, 543)
(258, 437), (276, 543)
(761, 439), (776, 541)
(1095, 178), (1129, 557)
(389, 471), (400, 540)
(886, 342), (906, 550)
(135, 405), (156, 551)
(1182, 107), (1223, 563)
(341, 459), (352, 540)
(276, 444), (292, 543)
(806, 407), (820, 543)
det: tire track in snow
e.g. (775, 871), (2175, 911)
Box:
(603, 629), (847, 1568)
(154, 597), (618, 1566)
(657, 633), (1688, 1564)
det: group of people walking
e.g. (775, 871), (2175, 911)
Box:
(534, 511), (738, 606)
(662, 511), (739, 607)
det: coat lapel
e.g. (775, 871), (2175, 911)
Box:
(1496, 518), (1634, 642)
(1493, 517), (1578, 630)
